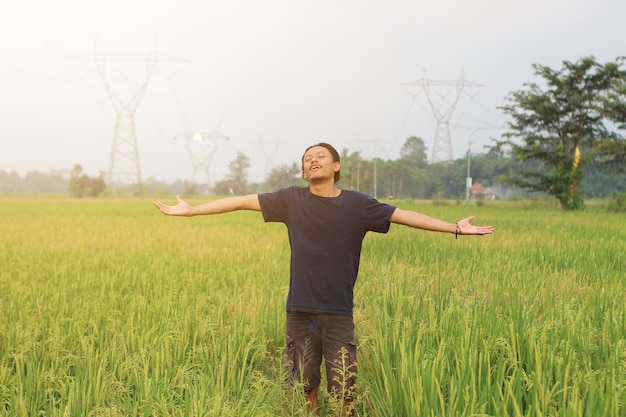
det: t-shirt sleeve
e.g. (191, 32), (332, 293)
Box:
(258, 187), (290, 223)
(362, 194), (396, 233)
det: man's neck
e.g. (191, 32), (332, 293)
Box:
(308, 181), (340, 197)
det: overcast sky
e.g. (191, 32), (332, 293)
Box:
(1, 0), (624, 186)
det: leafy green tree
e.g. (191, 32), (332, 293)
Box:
(378, 158), (410, 198)
(581, 166), (626, 198)
(375, 137), (436, 199)
(428, 162), (455, 199)
(497, 56), (626, 210)
(338, 149), (366, 192)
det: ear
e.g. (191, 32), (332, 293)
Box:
(333, 161), (341, 172)
(302, 169), (309, 181)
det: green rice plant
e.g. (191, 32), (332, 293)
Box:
(356, 200), (625, 416)
(0, 197), (624, 416)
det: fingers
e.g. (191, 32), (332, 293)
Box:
(457, 215), (475, 226)
(457, 216), (473, 228)
(458, 216), (495, 235)
(153, 200), (173, 214)
(474, 225), (495, 235)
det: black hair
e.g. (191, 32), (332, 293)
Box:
(302, 142), (341, 183)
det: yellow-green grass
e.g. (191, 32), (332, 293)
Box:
(1, 197), (624, 416)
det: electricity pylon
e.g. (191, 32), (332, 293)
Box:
(259, 139), (285, 177)
(70, 42), (185, 187)
(174, 117), (229, 194)
(402, 69), (484, 163)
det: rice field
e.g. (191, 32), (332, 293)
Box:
(0, 196), (624, 416)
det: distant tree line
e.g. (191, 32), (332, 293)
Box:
(1, 55), (625, 208)
(219, 55), (626, 209)
(1, 136), (625, 200)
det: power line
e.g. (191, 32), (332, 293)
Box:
(68, 40), (186, 188)
(401, 69), (484, 163)
(173, 117), (229, 194)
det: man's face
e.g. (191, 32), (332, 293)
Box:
(302, 146), (340, 183)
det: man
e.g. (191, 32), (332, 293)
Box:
(154, 143), (494, 415)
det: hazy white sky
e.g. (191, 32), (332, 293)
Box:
(1, 0), (624, 185)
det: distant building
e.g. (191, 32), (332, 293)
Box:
(470, 182), (500, 200)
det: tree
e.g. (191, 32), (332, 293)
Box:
(23, 171), (67, 194)
(214, 152), (250, 195)
(400, 136), (428, 168)
(0, 171), (22, 194)
(380, 160), (403, 198)
(265, 162), (303, 191)
(496, 56), (626, 210)
(340, 149), (373, 193)
(449, 147), (514, 197)
(68, 165), (106, 197)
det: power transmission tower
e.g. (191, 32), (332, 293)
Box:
(402, 70), (484, 163)
(259, 139), (285, 177)
(174, 117), (229, 194)
(69, 42), (185, 187)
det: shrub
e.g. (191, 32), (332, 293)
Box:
(607, 193), (626, 213)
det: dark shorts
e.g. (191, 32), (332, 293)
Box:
(285, 311), (358, 397)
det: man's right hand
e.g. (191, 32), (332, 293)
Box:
(153, 195), (191, 216)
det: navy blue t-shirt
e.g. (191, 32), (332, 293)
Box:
(258, 186), (396, 315)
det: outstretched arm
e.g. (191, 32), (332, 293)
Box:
(389, 208), (494, 236)
(153, 194), (261, 217)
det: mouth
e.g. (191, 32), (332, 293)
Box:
(310, 165), (321, 171)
